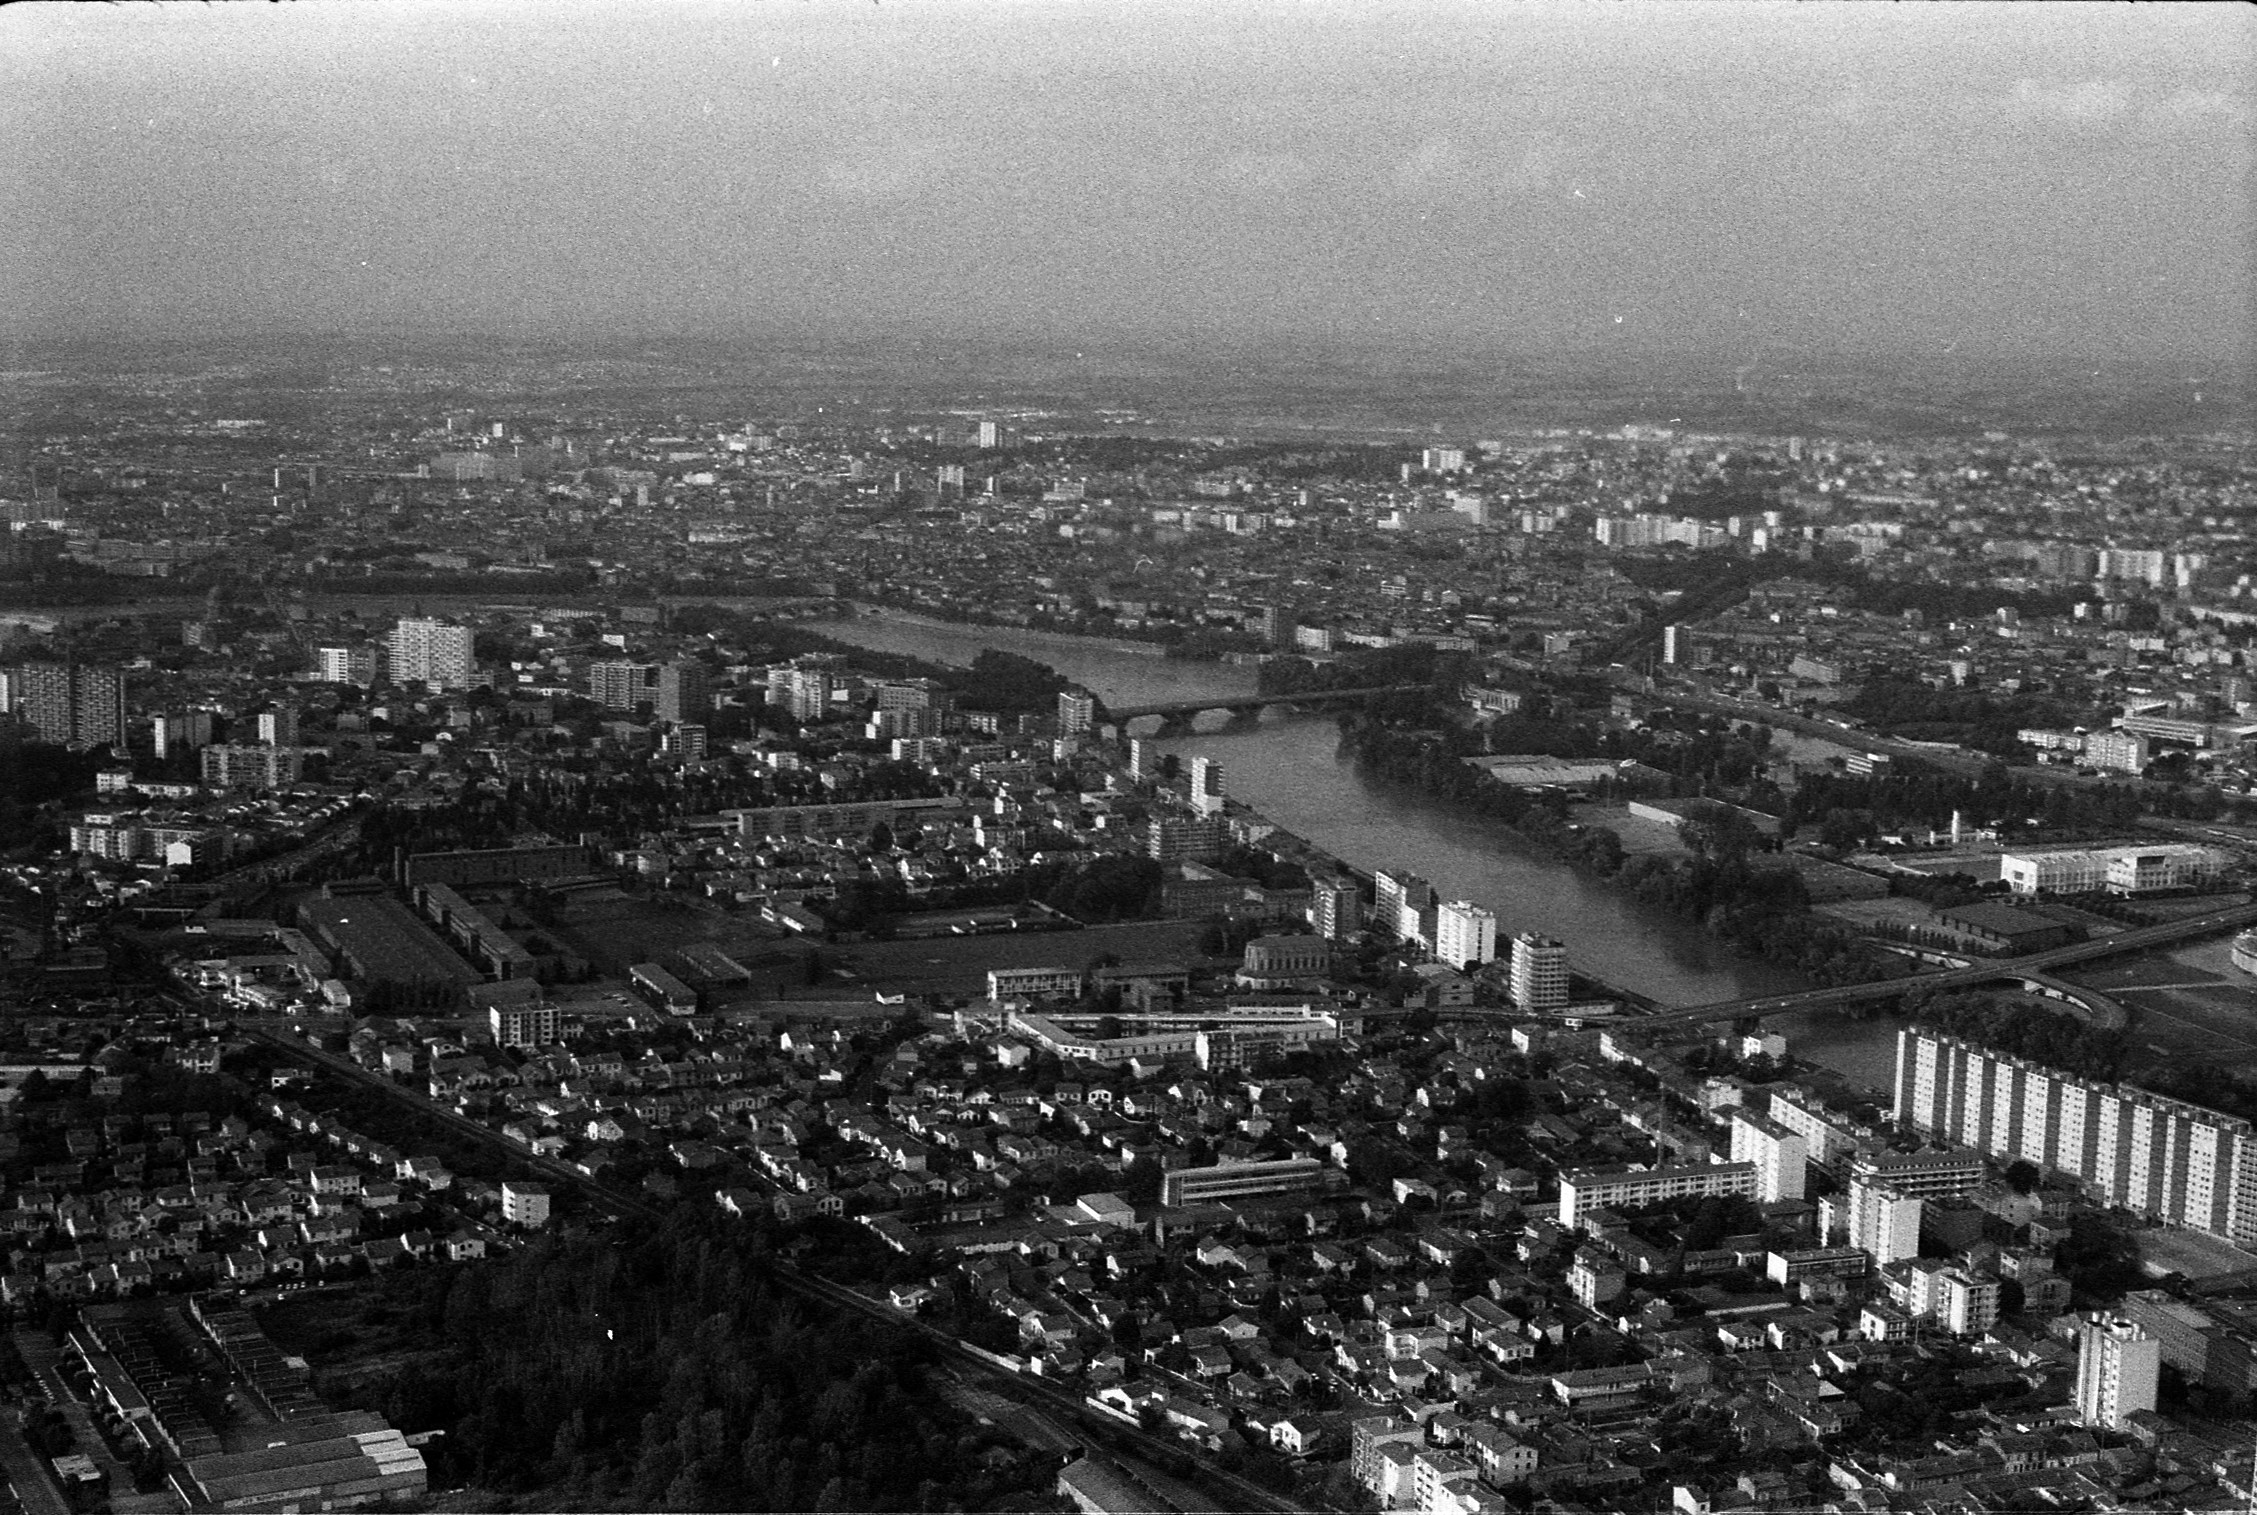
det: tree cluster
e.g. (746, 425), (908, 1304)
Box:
(315, 1215), (1063, 1511)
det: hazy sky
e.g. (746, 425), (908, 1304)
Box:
(3, 0), (2251, 367)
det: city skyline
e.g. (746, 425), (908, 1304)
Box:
(1, 1), (2251, 373)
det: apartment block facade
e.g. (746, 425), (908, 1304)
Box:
(1894, 1029), (2257, 1245)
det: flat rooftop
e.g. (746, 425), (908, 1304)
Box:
(300, 895), (482, 988)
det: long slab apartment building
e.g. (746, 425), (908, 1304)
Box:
(1894, 1028), (2257, 1246)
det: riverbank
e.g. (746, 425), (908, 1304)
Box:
(1335, 715), (1897, 993)
(1227, 797), (1668, 1016)
(736, 611), (1894, 1081)
(843, 603), (1171, 661)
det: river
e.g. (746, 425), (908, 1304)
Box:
(836, 613), (1907, 1088)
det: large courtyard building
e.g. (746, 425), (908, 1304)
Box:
(1998, 843), (2224, 896)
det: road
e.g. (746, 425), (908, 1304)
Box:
(248, 1028), (1317, 1513)
(1640, 900), (2257, 1028)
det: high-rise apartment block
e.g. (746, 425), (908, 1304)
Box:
(1729, 1109), (1809, 1203)
(2075, 1315), (2160, 1429)
(1057, 688), (1096, 738)
(257, 706), (299, 748)
(1433, 900), (1497, 969)
(1509, 933), (1570, 1011)
(768, 658), (840, 722)
(1895, 1029), (2257, 1246)
(656, 661), (710, 725)
(386, 618), (474, 690)
(150, 710), (215, 759)
(315, 645), (381, 686)
(1847, 1178), (1922, 1264)
(12, 661), (126, 750)
(1935, 1268), (2001, 1336)
(1145, 815), (1224, 863)
(1764, 1087), (1864, 1168)
(1372, 869), (1435, 947)
(873, 677), (951, 715)
(1309, 876), (1362, 941)
(1190, 756), (1226, 817)
(202, 744), (303, 793)
(589, 660), (656, 710)
(490, 1000), (561, 1050)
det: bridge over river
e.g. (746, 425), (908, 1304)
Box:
(1102, 683), (1430, 733)
(1634, 900), (2257, 1031)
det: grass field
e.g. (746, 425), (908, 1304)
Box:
(1572, 804), (1693, 859)
(2068, 938), (2257, 1077)
(1813, 897), (1939, 928)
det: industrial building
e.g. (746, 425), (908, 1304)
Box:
(1998, 843), (2225, 896)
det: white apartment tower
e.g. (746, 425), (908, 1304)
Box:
(2075, 1315), (2161, 1430)
(1846, 1177), (1922, 1264)
(1895, 1029), (2257, 1246)
(1509, 933), (1569, 1011)
(387, 618), (474, 690)
(1936, 1268), (2001, 1336)
(1433, 900), (1497, 970)
(1190, 756), (1226, 817)
(1372, 869), (1435, 947)
(1729, 1109), (1809, 1203)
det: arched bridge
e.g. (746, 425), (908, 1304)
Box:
(1104, 684), (1431, 734)
(1637, 900), (2257, 1031)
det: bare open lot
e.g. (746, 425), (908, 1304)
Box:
(835, 919), (1223, 998)
(1813, 897), (1939, 928)
(542, 889), (795, 977)
(2067, 940), (2257, 1078)
(1573, 803), (1693, 858)
(2134, 1225), (2257, 1283)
